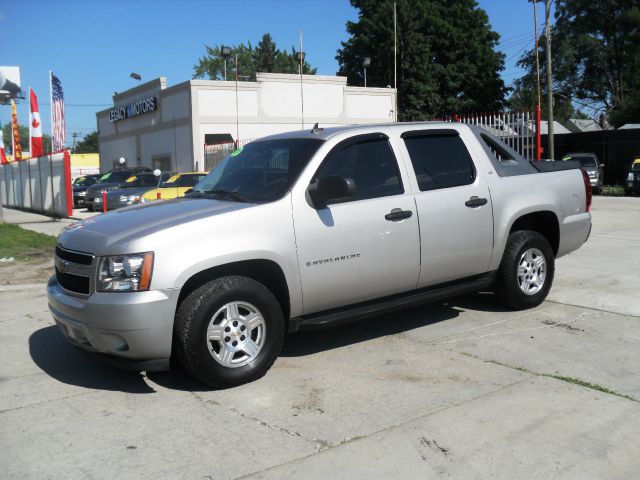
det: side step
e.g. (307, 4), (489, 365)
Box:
(288, 272), (495, 332)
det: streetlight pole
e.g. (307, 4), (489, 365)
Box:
(545, 0), (554, 160)
(221, 46), (232, 81)
(363, 57), (371, 88)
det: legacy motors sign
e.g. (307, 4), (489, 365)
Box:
(109, 96), (157, 122)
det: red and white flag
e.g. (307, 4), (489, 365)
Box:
(30, 88), (44, 157)
(0, 121), (7, 165)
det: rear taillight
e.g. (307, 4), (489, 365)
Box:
(581, 168), (592, 211)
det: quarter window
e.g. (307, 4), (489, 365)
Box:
(313, 136), (403, 203)
(403, 134), (476, 191)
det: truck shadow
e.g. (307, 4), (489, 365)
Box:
(28, 292), (510, 392)
(280, 291), (508, 357)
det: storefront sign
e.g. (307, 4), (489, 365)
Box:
(109, 96), (157, 122)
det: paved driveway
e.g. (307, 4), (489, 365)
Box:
(1, 197), (639, 479)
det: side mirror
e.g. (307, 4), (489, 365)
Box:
(600, 164), (605, 168)
(307, 176), (356, 208)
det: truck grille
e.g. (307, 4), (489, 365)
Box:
(55, 246), (93, 265)
(54, 246), (95, 295)
(55, 271), (90, 294)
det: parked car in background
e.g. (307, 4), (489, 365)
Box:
(103, 171), (174, 210)
(138, 172), (208, 203)
(625, 157), (640, 196)
(561, 152), (604, 194)
(84, 167), (152, 211)
(72, 174), (102, 208)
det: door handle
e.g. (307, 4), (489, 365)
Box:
(465, 196), (488, 208)
(385, 208), (413, 221)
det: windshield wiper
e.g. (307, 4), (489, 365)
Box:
(201, 189), (249, 203)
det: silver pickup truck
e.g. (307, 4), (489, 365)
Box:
(48, 123), (592, 387)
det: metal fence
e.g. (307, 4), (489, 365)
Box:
(204, 138), (257, 172)
(444, 111), (537, 160)
(542, 129), (640, 185)
(0, 151), (73, 218)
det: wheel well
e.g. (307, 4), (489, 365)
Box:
(510, 211), (559, 256)
(178, 260), (290, 319)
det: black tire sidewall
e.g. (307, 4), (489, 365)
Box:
(176, 276), (285, 387)
(497, 231), (555, 310)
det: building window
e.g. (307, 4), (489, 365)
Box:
(153, 156), (171, 172)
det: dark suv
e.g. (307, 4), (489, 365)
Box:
(84, 168), (152, 211)
(72, 174), (102, 208)
(625, 158), (640, 196)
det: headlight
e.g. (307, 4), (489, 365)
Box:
(78, 191), (87, 196)
(628, 173), (635, 182)
(588, 171), (597, 178)
(139, 197), (149, 203)
(97, 252), (154, 292)
(119, 194), (140, 202)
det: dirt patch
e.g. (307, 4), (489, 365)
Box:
(0, 253), (53, 285)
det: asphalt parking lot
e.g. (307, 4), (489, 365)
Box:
(1, 196), (639, 479)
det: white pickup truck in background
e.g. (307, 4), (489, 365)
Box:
(48, 122), (592, 387)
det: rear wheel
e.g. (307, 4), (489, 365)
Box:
(494, 230), (555, 310)
(174, 276), (285, 388)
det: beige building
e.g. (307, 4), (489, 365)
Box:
(96, 73), (397, 173)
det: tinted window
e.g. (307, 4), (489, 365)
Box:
(313, 136), (403, 203)
(403, 134), (475, 191)
(562, 155), (597, 168)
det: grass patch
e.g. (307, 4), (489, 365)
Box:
(0, 223), (57, 262)
(601, 185), (625, 196)
(462, 352), (638, 402)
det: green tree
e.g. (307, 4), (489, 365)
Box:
(75, 130), (98, 154)
(193, 33), (316, 81)
(2, 123), (52, 156)
(513, 0), (640, 127)
(336, 0), (507, 120)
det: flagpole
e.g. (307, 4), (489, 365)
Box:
(29, 87), (32, 158)
(49, 71), (53, 153)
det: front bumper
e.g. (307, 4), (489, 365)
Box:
(47, 276), (179, 370)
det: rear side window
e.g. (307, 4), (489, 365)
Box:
(313, 136), (404, 203)
(403, 134), (476, 191)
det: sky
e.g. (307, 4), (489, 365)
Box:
(0, 0), (550, 149)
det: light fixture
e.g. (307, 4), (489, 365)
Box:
(130, 72), (142, 82)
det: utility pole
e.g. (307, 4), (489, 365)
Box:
(545, 0), (554, 159)
(71, 131), (79, 153)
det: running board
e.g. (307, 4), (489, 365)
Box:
(288, 272), (496, 332)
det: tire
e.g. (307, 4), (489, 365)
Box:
(593, 186), (601, 195)
(86, 205), (94, 212)
(494, 230), (555, 310)
(174, 276), (285, 388)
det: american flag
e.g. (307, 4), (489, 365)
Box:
(51, 73), (65, 152)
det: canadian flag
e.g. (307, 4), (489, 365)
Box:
(30, 88), (44, 157)
(0, 121), (7, 164)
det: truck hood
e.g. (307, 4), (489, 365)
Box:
(58, 198), (253, 254)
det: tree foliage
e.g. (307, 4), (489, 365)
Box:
(512, 0), (640, 127)
(2, 123), (52, 156)
(336, 0), (507, 120)
(193, 33), (316, 81)
(75, 130), (99, 154)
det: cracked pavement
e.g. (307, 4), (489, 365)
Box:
(1, 196), (639, 479)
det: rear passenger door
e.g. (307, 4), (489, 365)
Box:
(400, 129), (494, 287)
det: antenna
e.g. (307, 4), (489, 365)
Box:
(235, 54), (239, 146)
(299, 30), (304, 130)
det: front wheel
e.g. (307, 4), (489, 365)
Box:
(494, 230), (555, 310)
(174, 276), (285, 388)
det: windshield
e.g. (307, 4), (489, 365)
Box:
(632, 161), (640, 172)
(73, 176), (97, 186)
(190, 138), (324, 203)
(123, 173), (169, 188)
(100, 171), (137, 183)
(162, 174), (207, 188)
(563, 155), (597, 168)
